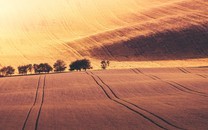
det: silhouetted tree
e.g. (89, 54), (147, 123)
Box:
(18, 65), (27, 75)
(81, 59), (92, 71)
(39, 63), (53, 73)
(7, 66), (15, 76)
(53, 60), (66, 72)
(107, 60), (110, 66)
(18, 64), (34, 75)
(101, 60), (110, 70)
(27, 64), (33, 74)
(69, 59), (92, 71)
(33, 64), (40, 74)
(69, 61), (79, 71)
(38, 63), (46, 73)
(0, 67), (7, 76)
(0, 66), (15, 76)
(33, 63), (53, 73)
(44, 63), (53, 73)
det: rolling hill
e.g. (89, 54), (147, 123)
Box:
(0, 1), (208, 129)
(0, 0), (207, 68)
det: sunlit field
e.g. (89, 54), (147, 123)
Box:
(0, 0), (208, 130)
(0, 68), (208, 130)
(0, 0), (207, 68)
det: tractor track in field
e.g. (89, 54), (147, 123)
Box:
(22, 76), (41, 130)
(177, 68), (207, 79)
(177, 68), (190, 74)
(195, 74), (207, 79)
(163, 81), (207, 97)
(131, 69), (159, 80)
(35, 75), (46, 130)
(22, 75), (46, 130)
(133, 69), (208, 97)
(169, 81), (207, 96)
(86, 71), (185, 130)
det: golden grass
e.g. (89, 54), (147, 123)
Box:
(0, 0), (207, 68)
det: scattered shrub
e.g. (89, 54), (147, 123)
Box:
(101, 60), (110, 70)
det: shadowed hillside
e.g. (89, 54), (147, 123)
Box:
(67, 0), (208, 61)
(0, 0), (207, 68)
(89, 24), (208, 61)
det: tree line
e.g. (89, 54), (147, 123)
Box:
(0, 59), (110, 77)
